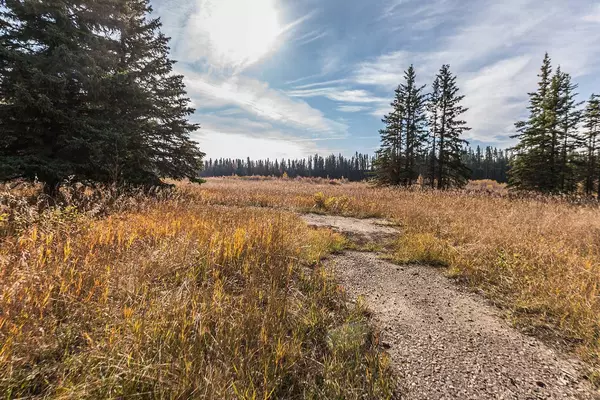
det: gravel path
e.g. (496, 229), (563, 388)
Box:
(302, 214), (599, 400)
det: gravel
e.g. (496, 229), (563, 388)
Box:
(303, 214), (600, 400)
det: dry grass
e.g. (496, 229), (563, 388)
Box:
(193, 177), (600, 383)
(0, 184), (395, 398)
(4, 175), (600, 395)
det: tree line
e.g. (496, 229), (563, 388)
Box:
(201, 146), (511, 183)
(373, 65), (472, 188)
(0, 0), (204, 196)
(509, 53), (600, 196)
(201, 153), (374, 181)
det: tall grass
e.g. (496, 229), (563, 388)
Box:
(195, 177), (600, 382)
(0, 186), (395, 398)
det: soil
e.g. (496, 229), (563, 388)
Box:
(301, 213), (600, 400)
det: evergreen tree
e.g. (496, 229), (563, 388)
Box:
(429, 65), (471, 189)
(555, 71), (582, 192)
(374, 85), (404, 185)
(374, 65), (427, 186)
(427, 76), (440, 188)
(0, 0), (204, 194)
(509, 54), (557, 192)
(0, 0), (120, 195)
(509, 54), (583, 194)
(98, 0), (204, 186)
(583, 94), (600, 196)
(400, 65), (428, 186)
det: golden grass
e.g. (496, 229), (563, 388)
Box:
(0, 187), (395, 398)
(193, 177), (600, 382)
(4, 175), (600, 394)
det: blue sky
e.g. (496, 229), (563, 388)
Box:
(150, 0), (600, 160)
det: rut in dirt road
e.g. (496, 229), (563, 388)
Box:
(302, 213), (599, 400)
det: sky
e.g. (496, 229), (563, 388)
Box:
(149, 0), (600, 160)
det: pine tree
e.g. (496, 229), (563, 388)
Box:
(555, 72), (582, 193)
(509, 54), (584, 194)
(583, 94), (600, 196)
(100, 0), (204, 186)
(400, 65), (428, 186)
(0, 0), (120, 195)
(374, 65), (427, 186)
(374, 85), (404, 185)
(429, 65), (471, 189)
(509, 54), (554, 192)
(427, 76), (440, 188)
(0, 0), (204, 193)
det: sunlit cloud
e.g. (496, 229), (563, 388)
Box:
(180, 69), (348, 136)
(184, 0), (279, 70)
(151, 0), (600, 157)
(192, 114), (338, 159)
(178, 0), (313, 72)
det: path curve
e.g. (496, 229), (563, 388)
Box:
(302, 213), (599, 400)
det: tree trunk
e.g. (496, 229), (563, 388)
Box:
(430, 136), (436, 189)
(43, 180), (61, 199)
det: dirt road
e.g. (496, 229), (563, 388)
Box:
(302, 214), (599, 400)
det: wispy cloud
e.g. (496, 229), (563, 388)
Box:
(337, 105), (371, 113)
(278, 11), (318, 36)
(287, 87), (387, 103)
(181, 69), (348, 136)
(293, 29), (329, 46)
(354, 0), (600, 143)
(291, 79), (350, 90)
(174, 0), (315, 72)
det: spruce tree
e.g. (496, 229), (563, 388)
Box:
(510, 54), (583, 194)
(374, 85), (404, 185)
(400, 65), (428, 186)
(555, 72), (582, 193)
(429, 65), (471, 189)
(427, 76), (440, 188)
(509, 54), (556, 192)
(0, 0), (204, 193)
(0, 0), (120, 195)
(96, 0), (204, 186)
(583, 94), (600, 196)
(374, 65), (427, 186)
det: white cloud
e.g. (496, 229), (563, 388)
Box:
(354, 51), (413, 87)
(370, 105), (393, 119)
(292, 79), (350, 90)
(196, 131), (321, 159)
(337, 105), (370, 113)
(582, 4), (600, 23)
(354, 0), (600, 144)
(293, 29), (329, 46)
(181, 69), (348, 136)
(193, 114), (339, 159)
(174, 0), (314, 72)
(287, 87), (387, 103)
(462, 56), (533, 143)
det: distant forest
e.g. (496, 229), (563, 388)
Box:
(200, 145), (510, 182)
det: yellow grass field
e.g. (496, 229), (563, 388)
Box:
(0, 183), (394, 398)
(193, 177), (600, 382)
(2, 177), (600, 397)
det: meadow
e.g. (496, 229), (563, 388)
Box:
(195, 177), (600, 383)
(2, 176), (600, 397)
(0, 183), (394, 398)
